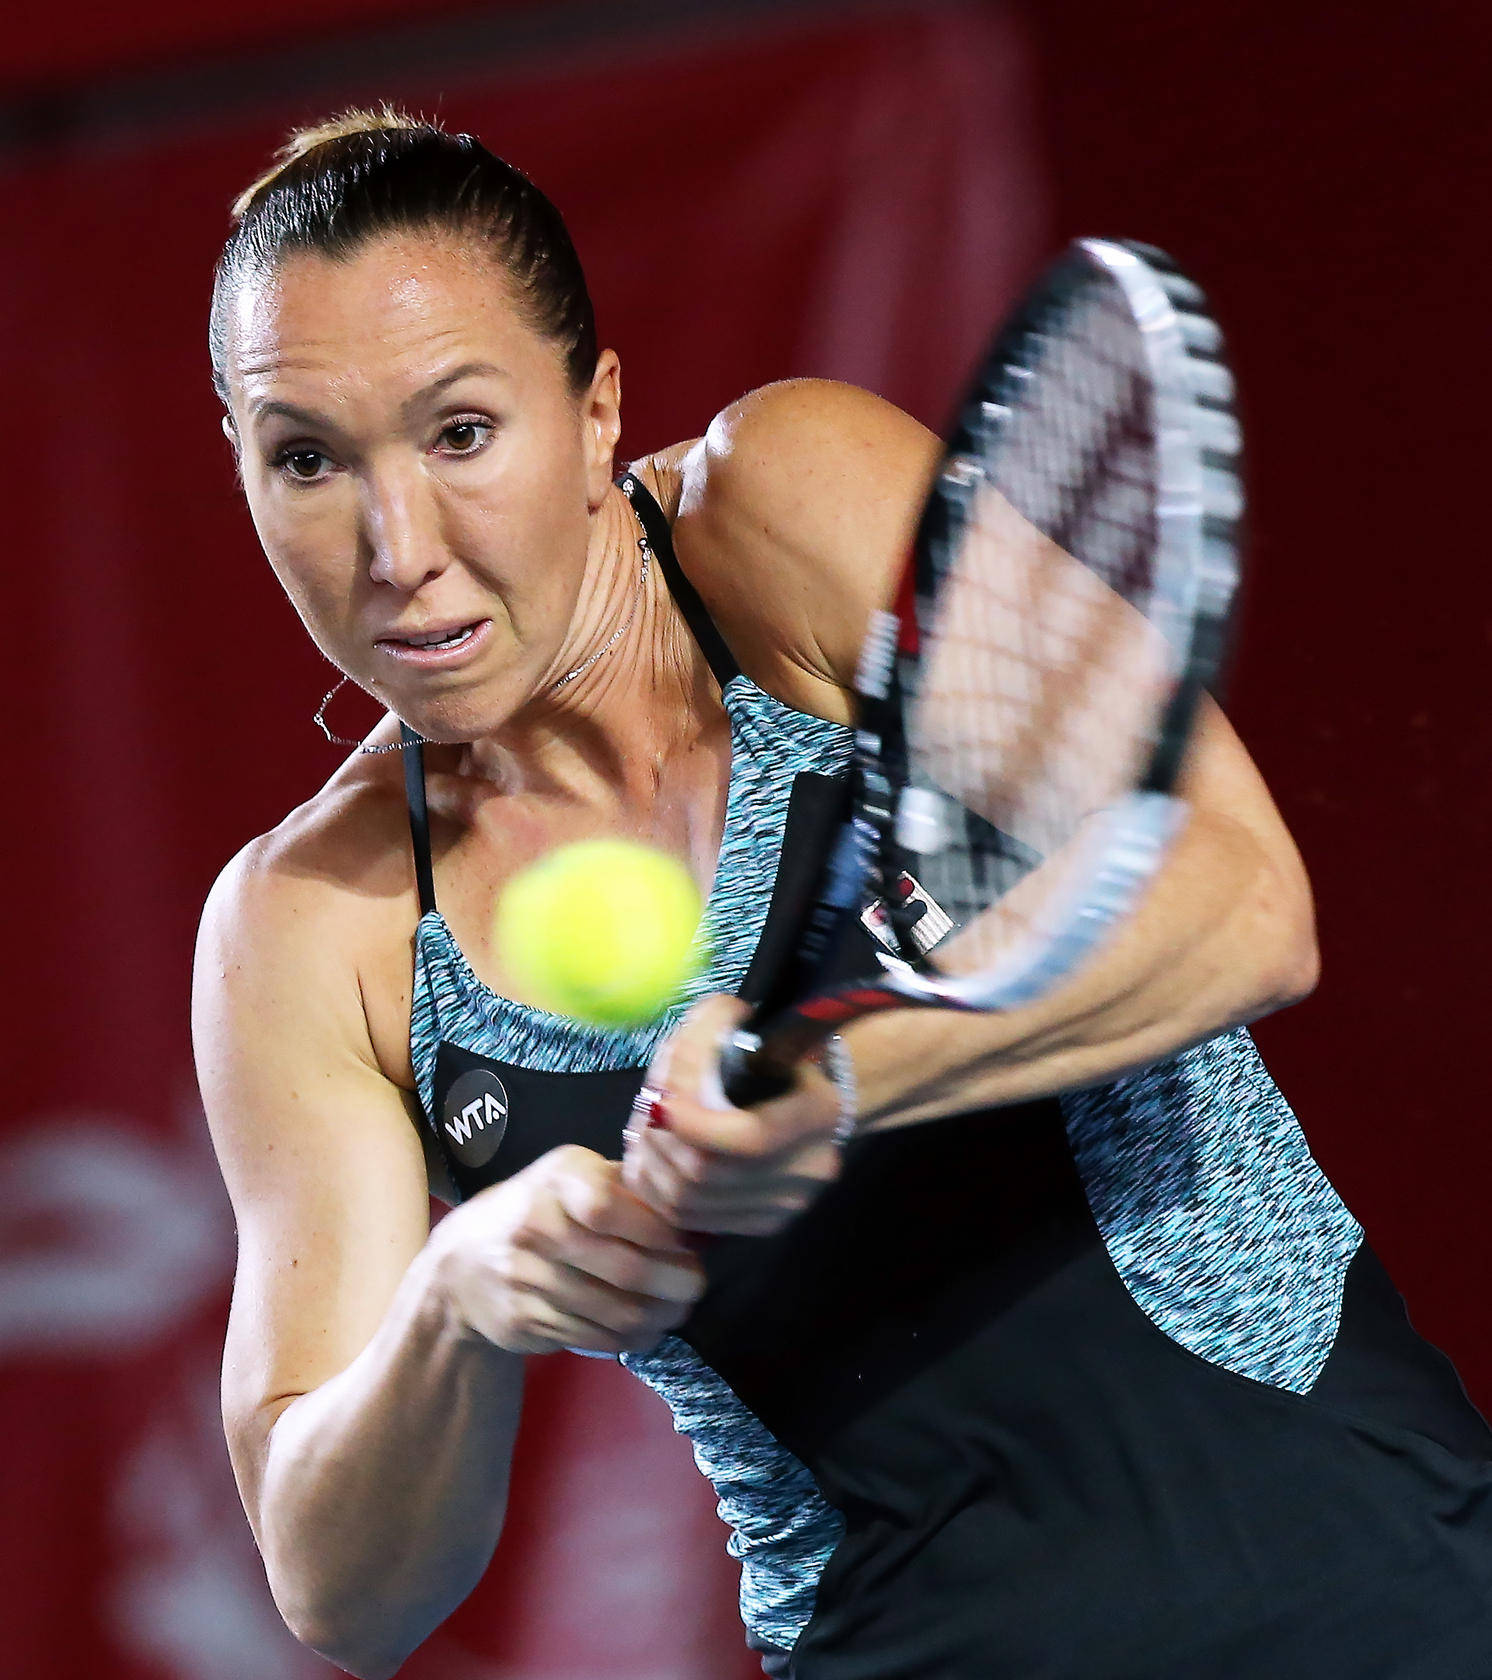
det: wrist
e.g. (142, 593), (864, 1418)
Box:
(416, 1206), (506, 1352)
(818, 1033), (858, 1144)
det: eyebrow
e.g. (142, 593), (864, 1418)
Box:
(247, 360), (511, 430)
(409, 361), (511, 415)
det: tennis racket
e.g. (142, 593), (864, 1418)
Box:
(718, 236), (1244, 1107)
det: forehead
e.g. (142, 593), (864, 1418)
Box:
(227, 234), (548, 405)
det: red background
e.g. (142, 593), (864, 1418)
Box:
(2, 2), (1489, 1676)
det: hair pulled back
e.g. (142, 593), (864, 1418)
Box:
(209, 106), (597, 402)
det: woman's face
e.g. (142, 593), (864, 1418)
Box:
(222, 233), (619, 743)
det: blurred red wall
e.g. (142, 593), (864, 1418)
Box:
(0, 4), (1047, 1676)
(0, 0), (526, 92)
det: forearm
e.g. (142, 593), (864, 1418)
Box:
(847, 805), (1317, 1130)
(253, 1232), (524, 1678)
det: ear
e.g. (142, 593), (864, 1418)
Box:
(581, 350), (622, 511)
(220, 412), (246, 484)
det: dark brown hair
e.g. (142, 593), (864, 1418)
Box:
(208, 106), (597, 402)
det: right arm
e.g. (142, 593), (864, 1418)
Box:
(193, 834), (704, 1678)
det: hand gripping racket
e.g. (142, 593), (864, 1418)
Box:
(718, 237), (1244, 1107)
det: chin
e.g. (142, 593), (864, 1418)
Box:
(390, 687), (518, 747)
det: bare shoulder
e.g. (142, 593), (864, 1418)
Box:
(199, 758), (406, 960)
(194, 755), (420, 1088)
(653, 380), (941, 718)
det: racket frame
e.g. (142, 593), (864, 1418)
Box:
(720, 238), (1242, 1102)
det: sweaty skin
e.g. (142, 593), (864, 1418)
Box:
(194, 234), (1315, 1676)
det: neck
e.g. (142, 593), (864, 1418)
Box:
(545, 481), (652, 694)
(451, 488), (719, 809)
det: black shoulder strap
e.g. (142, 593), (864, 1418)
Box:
(617, 470), (740, 689)
(400, 724), (438, 915)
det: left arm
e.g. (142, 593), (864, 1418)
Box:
(848, 692), (1318, 1128)
(624, 381), (1315, 1229)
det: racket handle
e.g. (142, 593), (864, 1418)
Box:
(719, 1028), (797, 1109)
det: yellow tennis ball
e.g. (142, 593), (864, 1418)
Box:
(495, 838), (708, 1027)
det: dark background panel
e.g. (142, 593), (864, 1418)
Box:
(1028, 0), (1492, 1391)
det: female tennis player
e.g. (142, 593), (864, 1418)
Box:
(193, 110), (1492, 1680)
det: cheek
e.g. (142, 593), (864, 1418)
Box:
(245, 483), (360, 638)
(459, 421), (593, 596)
(532, 412), (599, 544)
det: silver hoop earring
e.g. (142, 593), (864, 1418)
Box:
(312, 675), (428, 755)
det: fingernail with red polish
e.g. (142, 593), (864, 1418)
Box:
(631, 1086), (671, 1130)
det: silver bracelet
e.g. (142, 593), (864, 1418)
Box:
(820, 1033), (858, 1144)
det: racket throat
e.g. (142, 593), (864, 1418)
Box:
(862, 869), (956, 959)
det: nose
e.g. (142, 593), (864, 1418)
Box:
(361, 463), (448, 593)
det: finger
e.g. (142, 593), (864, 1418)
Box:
(511, 1294), (688, 1357)
(625, 1132), (841, 1234)
(539, 1256), (700, 1340)
(621, 1136), (696, 1228)
(547, 1151), (698, 1253)
(620, 1168), (814, 1239)
(627, 1118), (743, 1188)
(642, 1158), (840, 1218)
(548, 1217), (706, 1305)
(637, 995), (816, 1155)
(494, 1233), (700, 1346)
(623, 1122), (753, 1225)
(645, 994), (752, 1108)
(633, 1119), (839, 1192)
(654, 1072), (840, 1158)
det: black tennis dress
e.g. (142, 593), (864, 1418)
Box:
(404, 474), (1492, 1679)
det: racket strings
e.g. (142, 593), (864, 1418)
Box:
(901, 284), (1179, 973)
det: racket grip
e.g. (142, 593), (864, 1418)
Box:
(719, 1029), (797, 1110)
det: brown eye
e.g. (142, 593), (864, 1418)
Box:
(278, 449), (327, 481)
(440, 421), (491, 454)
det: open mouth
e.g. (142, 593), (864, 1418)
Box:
(384, 622), (481, 651)
(376, 619), (492, 662)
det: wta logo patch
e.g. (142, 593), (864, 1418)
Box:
(440, 1068), (509, 1170)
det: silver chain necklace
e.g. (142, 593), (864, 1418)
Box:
(549, 530), (652, 692)
(313, 520), (652, 756)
